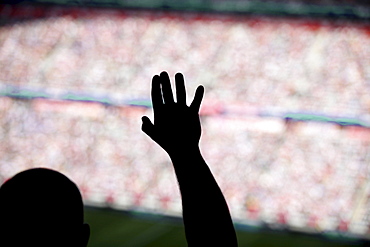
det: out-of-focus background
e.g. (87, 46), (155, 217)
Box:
(0, 0), (369, 246)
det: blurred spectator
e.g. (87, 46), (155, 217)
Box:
(0, 5), (369, 236)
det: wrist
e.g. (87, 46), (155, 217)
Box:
(168, 145), (206, 181)
(168, 145), (202, 161)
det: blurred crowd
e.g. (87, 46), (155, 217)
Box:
(201, 115), (370, 234)
(0, 6), (369, 119)
(0, 97), (369, 235)
(0, 5), (370, 235)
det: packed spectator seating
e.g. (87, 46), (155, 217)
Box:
(0, 97), (369, 235)
(0, 5), (369, 236)
(0, 6), (369, 119)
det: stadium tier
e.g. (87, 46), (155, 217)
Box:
(0, 3), (369, 239)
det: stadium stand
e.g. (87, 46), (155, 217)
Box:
(0, 2), (369, 239)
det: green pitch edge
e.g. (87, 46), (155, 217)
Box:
(1, 89), (49, 99)
(0, 88), (153, 107)
(0, 89), (369, 128)
(284, 113), (370, 128)
(62, 93), (115, 105)
(63, 93), (153, 107)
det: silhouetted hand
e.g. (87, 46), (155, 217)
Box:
(141, 71), (204, 156)
(141, 72), (237, 247)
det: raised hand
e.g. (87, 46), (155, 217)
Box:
(141, 71), (237, 247)
(141, 71), (204, 156)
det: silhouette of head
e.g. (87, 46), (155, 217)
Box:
(0, 168), (90, 247)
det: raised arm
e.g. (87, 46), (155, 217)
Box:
(141, 71), (238, 247)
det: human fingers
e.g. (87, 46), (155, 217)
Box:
(151, 75), (163, 109)
(160, 71), (175, 105)
(175, 73), (186, 105)
(141, 116), (156, 141)
(190, 85), (204, 113)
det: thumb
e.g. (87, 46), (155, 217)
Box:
(141, 116), (156, 140)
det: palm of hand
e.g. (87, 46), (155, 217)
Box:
(142, 72), (204, 155)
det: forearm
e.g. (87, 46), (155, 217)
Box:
(142, 72), (237, 246)
(169, 146), (238, 247)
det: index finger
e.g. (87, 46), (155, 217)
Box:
(160, 71), (175, 105)
(151, 75), (163, 110)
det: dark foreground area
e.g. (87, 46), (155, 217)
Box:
(85, 207), (368, 247)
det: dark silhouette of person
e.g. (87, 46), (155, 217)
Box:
(0, 168), (90, 247)
(142, 71), (238, 247)
(0, 71), (237, 247)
